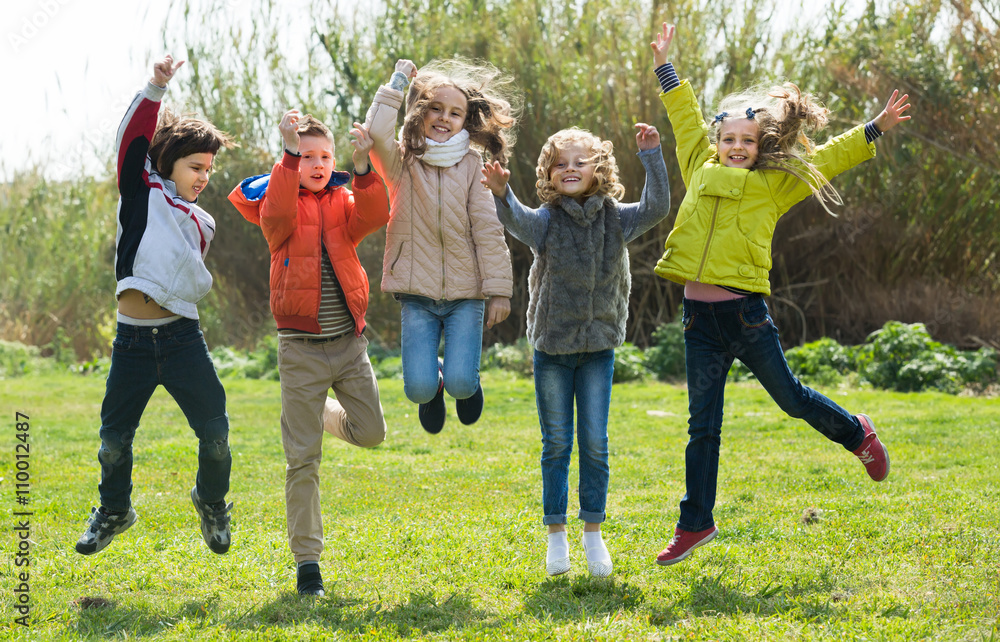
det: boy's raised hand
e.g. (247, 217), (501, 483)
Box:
(279, 110), (301, 155)
(151, 55), (184, 87)
(480, 161), (510, 197)
(635, 123), (660, 151)
(395, 59), (418, 79)
(650, 22), (675, 68)
(873, 90), (912, 132)
(350, 122), (374, 173)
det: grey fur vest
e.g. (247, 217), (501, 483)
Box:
(527, 194), (630, 354)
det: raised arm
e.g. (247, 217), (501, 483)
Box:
(116, 55), (183, 197)
(484, 162), (551, 253)
(362, 59), (416, 183)
(651, 24), (712, 186)
(618, 124), (672, 242)
(258, 110), (304, 251)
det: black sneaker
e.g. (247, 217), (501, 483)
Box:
(455, 382), (484, 425)
(297, 561), (325, 596)
(190, 487), (233, 554)
(75, 506), (137, 555)
(418, 373), (446, 434)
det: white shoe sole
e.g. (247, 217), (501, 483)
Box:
(546, 556), (570, 576)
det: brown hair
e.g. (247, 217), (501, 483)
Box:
(712, 83), (842, 212)
(295, 114), (334, 143)
(400, 58), (521, 166)
(534, 128), (625, 204)
(148, 109), (235, 178)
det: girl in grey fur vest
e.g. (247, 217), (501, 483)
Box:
(482, 125), (671, 578)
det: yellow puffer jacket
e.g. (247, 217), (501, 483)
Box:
(654, 80), (876, 294)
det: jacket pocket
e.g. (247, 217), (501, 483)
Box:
(385, 233), (411, 276)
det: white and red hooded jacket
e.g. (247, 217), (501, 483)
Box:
(113, 82), (216, 319)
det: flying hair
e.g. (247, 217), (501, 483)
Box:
(148, 109), (235, 178)
(713, 82), (843, 214)
(401, 58), (521, 166)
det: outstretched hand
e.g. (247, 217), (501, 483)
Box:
(350, 122), (374, 173)
(635, 123), (660, 151)
(481, 161), (510, 197)
(650, 23), (675, 68)
(151, 55), (184, 87)
(873, 90), (911, 132)
(279, 110), (301, 154)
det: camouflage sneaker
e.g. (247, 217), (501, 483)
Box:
(190, 487), (233, 554)
(75, 506), (137, 555)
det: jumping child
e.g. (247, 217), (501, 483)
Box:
(228, 112), (390, 596)
(76, 55), (236, 556)
(649, 23), (911, 566)
(363, 58), (518, 434)
(482, 124), (671, 577)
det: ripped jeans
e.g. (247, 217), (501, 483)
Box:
(97, 318), (231, 512)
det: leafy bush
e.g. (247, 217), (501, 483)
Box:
(0, 340), (52, 378)
(859, 321), (997, 393)
(643, 318), (686, 381)
(613, 344), (647, 383)
(482, 338), (534, 377)
(209, 334), (279, 380)
(784, 337), (856, 386)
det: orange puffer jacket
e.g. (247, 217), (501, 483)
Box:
(228, 154), (390, 334)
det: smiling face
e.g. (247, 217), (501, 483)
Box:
(717, 118), (760, 168)
(549, 142), (597, 200)
(298, 135), (335, 193)
(168, 152), (215, 202)
(422, 86), (468, 143)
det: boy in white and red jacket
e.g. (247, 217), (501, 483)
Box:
(77, 55), (235, 557)
(229, 111), (389, 596)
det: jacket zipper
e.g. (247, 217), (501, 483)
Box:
(390, 241), (405, 274)
(438, 167), (446, 297)
(695, 196), (721, 282)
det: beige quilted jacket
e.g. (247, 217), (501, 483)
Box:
(364, 85), (513, 301)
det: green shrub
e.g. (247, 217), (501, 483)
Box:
(784, 336), (855, 386)
(613, 344), (647, 383)
(643, 317), (686, 381)
(859, 321), (998, 393)
(0, 340), (53, 378)
(482, 338), (534, 377)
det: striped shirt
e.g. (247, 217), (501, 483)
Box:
(279, 247), (355, 339)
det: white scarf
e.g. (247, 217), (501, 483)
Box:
(417, 129), (470, 168)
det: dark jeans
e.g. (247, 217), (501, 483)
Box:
(97, 318), (230, 512)
(679, 295), (865, 532)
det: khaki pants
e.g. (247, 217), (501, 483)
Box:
(277, 333), (386, 562)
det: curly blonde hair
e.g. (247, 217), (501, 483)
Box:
(401, 58), (521, 166)
(713, 82), (842, 212)
(535, 128), (626, 204)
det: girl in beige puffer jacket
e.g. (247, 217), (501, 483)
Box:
(363, 58), (521, 434)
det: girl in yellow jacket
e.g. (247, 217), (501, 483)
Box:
(363, 59), (518, 434)
(649, 23), (911, 566)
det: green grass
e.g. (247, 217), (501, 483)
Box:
(1, 372), (998, 640)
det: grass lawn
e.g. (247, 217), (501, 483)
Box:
(1, 370), (998, 640)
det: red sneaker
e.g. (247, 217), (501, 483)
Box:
(656, 526), (718, 566)
(853, 414), (890, 482)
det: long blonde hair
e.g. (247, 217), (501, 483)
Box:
(400, 58), (521, 166)
(534, 128), (625, 204)
(713, 83), (842, 212)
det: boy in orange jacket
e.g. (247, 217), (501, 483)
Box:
(229, 111), (389, 596)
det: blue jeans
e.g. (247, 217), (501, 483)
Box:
(678, 295), (865, 531)
(97, 318), (230, 512)
(533, 349), (614, 525)
(399, 295), (485, 403)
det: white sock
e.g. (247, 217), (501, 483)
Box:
(583, 531), (611, 565)
(546, 531), (569, 563)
